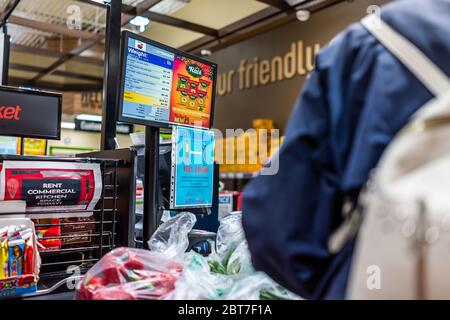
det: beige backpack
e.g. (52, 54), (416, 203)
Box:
(344, 15), (450, 299)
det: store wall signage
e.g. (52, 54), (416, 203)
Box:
(210, 0), (390, 132)
(0, 86), (62, 139)
(0, 105), (22, 120)
(74, 118), (133, 134)
(170, 126), (215, 209)
(216, 41), (321, 96)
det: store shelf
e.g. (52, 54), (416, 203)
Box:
(219, 172), (258, 179)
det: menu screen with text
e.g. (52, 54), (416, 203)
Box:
(121, 36), (215, 128)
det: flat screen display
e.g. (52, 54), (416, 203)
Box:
(170, 126), (215, 209)
(0, 86), (61, 139)
(118, 31), (217, 129)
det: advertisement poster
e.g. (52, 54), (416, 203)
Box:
(169, 55), (215, 128)
(0, 137), (18, 155)
(170, 126), (215, 209)
(0, 161), (102, 218)
(17, 138), (47, 156)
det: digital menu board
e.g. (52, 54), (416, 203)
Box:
(170, 126), (215, 209)
(118, 31), (217, 129)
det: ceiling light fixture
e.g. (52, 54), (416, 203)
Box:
(296, 10), (310, 22)
(130, 16), (151, 32)
(200, 49), (212, 57)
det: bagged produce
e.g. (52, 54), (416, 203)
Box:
(77, 212), (195, 300)
(223, 241), (254, 276)
(215, 212), (244, 259)
(77, 210), (301, 300)
(76, 247), (183, 300)
(208, 240), (253, 276)
(164, 252), (233, 300)
(207, 212), (253, 276)
(223, 272), (302, 300)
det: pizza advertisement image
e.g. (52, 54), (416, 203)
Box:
(0, 161), (102, 218)
(169, 55), (215, 128)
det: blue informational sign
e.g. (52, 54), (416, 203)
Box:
(170, 126), (215, 209)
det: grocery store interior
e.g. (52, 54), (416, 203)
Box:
(0, 0), (449, 301)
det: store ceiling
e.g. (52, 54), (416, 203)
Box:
(1, 0), (343, 91)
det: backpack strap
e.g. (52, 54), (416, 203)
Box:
(361, 14), (450, 97)
(329, 15), (450, 254)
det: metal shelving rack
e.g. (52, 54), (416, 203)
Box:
(0, 154), (125, 298)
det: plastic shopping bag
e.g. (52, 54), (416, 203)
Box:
(224, 272), (302, 300)
(76, 247), (183, 300)
(207, 212), (254, 276)
(215, 212), (244, 259)
(164, 252), (234, 300)
(148, 212), (197, 259)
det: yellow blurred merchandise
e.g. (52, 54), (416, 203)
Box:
(17, 138), (47, 156)
(252, 118), (275, 130)
(216, 118), (284, 174)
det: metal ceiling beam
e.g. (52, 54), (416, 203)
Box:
(179, 6), (280, 52)
(9, 76), (103, 91)
(10, 43), (104, 66)
(128, 0), (161, 14)
(75, 0), (218, 36)
(10, 63), (103, 82)
(181, 6), (288, 54)
(137, 10), (218, 37)
(8, 15), (97, 40)
(30, 0), (162, 84)
(74, 0), (109, 9)
(0, 0), (20, 27)
(256, 0), (292, 10)
(74, 0), (135, 12)
(30, 33), (103, 83)
(182, 0), (338, 55)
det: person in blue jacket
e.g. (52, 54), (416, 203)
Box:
(242, 0), (450, 300)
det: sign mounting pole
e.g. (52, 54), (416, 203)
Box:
(142, 126), (160, 249)
(1, 25), (11, 85)
(101, 0), (122, 150)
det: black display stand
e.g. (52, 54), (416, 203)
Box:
(142, 126), (160, 249)
(100, 0), (122, 151)
(1, 25), (10, 86)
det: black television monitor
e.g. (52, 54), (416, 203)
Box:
(118, 31), (217, 129)
(0, 86), (62, 140)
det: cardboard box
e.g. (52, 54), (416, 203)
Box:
(0, 217), (40, 298)
(219, 192), (241, 220)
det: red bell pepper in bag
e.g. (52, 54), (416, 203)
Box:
(92, 285), (137, 300)
(76, 247), (183, 300)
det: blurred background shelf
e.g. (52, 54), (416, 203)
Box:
(219, 172), (258, 179)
